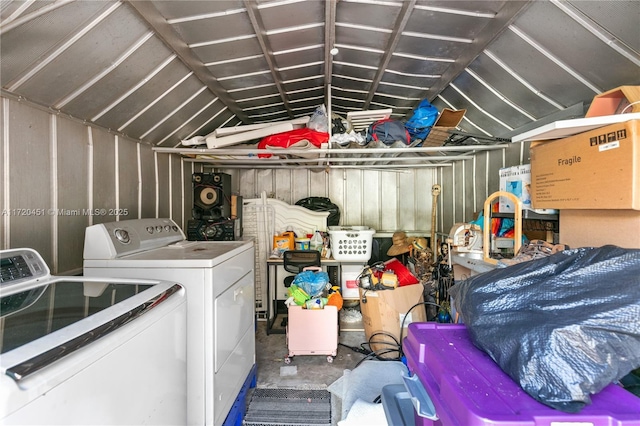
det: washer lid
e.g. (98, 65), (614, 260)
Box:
(0, 275), (182, 382)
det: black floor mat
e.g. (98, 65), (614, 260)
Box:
(244, 388), (331, 426)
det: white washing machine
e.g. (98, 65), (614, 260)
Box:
(0, 248), (187, 425)
(82, 218), (255, 426)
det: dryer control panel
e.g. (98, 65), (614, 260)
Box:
(1, 248), (50, 286)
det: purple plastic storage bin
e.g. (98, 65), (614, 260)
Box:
(403, 323), (640, 426)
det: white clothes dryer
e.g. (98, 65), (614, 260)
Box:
(83, 218), (255, 426)
(0, 248), (187, 425)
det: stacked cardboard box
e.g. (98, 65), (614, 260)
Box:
(529, 87), (640, 248)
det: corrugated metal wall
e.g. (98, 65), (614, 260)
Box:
(221, 143), (528, 240)
(220, 167), (439, 235)
(0, 97), (188, 274)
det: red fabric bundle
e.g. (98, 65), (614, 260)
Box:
(258, 128), (329, 158)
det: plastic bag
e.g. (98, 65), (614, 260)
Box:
(308, 104), (329, 133)
(292, 269), (330, 298)
(287, 284), (310, 306)
(404, 99), (439, 141)
(450, 245), (640, 412)
(295, 196), (341, 226)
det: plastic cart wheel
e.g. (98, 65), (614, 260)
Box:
(284, 356), (292, 364)
(327, 356), (334, 363)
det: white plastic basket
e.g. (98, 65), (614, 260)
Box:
(328, 226), (375, 262)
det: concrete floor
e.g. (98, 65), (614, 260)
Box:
(253, 313), (369, 389)
(247, 309), (374, 425)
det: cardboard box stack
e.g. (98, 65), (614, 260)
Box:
(529, 86), (640, 249)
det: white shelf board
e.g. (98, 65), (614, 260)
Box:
(511, 112), (640, 143)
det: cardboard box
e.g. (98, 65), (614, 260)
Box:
(359, 284), (426, 358)
(422, 108), (466, 147)
(499, 164), (532, 212)
(586, 86), (640, 117)
(530, 119), (640, 210)
(560, 209), (640, 249)
(499, 164), (557, 214)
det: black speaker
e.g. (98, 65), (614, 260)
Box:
(192, 172), (231, 220)
(187, 219), (235, 241)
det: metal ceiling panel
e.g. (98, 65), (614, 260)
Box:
(335, 25), (391, 51)
(453, 70), (532, 130)
(1, 1), (111, 86)
(257, 0), (324, 31)
(206, 56), (270, 79)
(288, 88), (324, 102)
(119, 74), (208, 138)
(93, 58), (192, 130)
(516, 1), (639, 89)
(237, 94), (282, 109)
(267, 26), (325, 52)
(151, 0), (245, 20)
(0, 0), (53, 21)
(63, 36), (171, 119)
(466, 53), (561, 120)
(337, 0), (402, 29)
(387, 55), (450, 75)
(333, 49), (384, 69)
(192, 39), (264, 64)
(230, 85), (280, 100)
(405, 7), (496, 39)
(394, 37), (468, 60)
(142, 89), (220, 144)
(283, 77), (325, 93)
(571, 0), (640, 52)
(375, 83), (424, 100)
(218, 73), (276, 91)
(15, 4), (148, 106)
(166, 15), (255, 48)
(274, 48), (324, 69)
(278, 63), (324, 82)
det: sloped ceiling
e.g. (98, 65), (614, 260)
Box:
(1, 0), (639, 147)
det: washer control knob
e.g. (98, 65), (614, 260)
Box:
(114, 229), (130, 244)
(164, 225), (171, 232)
(155, 225), (162, 232)
(172, 226), (179, 232)
(146, 226), (154, 234)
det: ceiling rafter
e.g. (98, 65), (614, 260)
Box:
(243, 0), (294, 120)
(124, 0), (251, 124)
(362, 0), (416, 111)
(324, 0), (338, 100)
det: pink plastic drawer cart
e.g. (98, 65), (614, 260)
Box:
(402, 323), (640, 426)
(285, 305), (338, 364)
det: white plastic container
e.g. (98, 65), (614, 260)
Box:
(328, 226), (375, 262)
(310, 230), (324, 252)
(295, 238), (310, 250)
(341, 263), (367, 299)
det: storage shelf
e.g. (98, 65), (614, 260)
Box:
(153, 143), (509, 169)
(493, 210), (558, 221)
